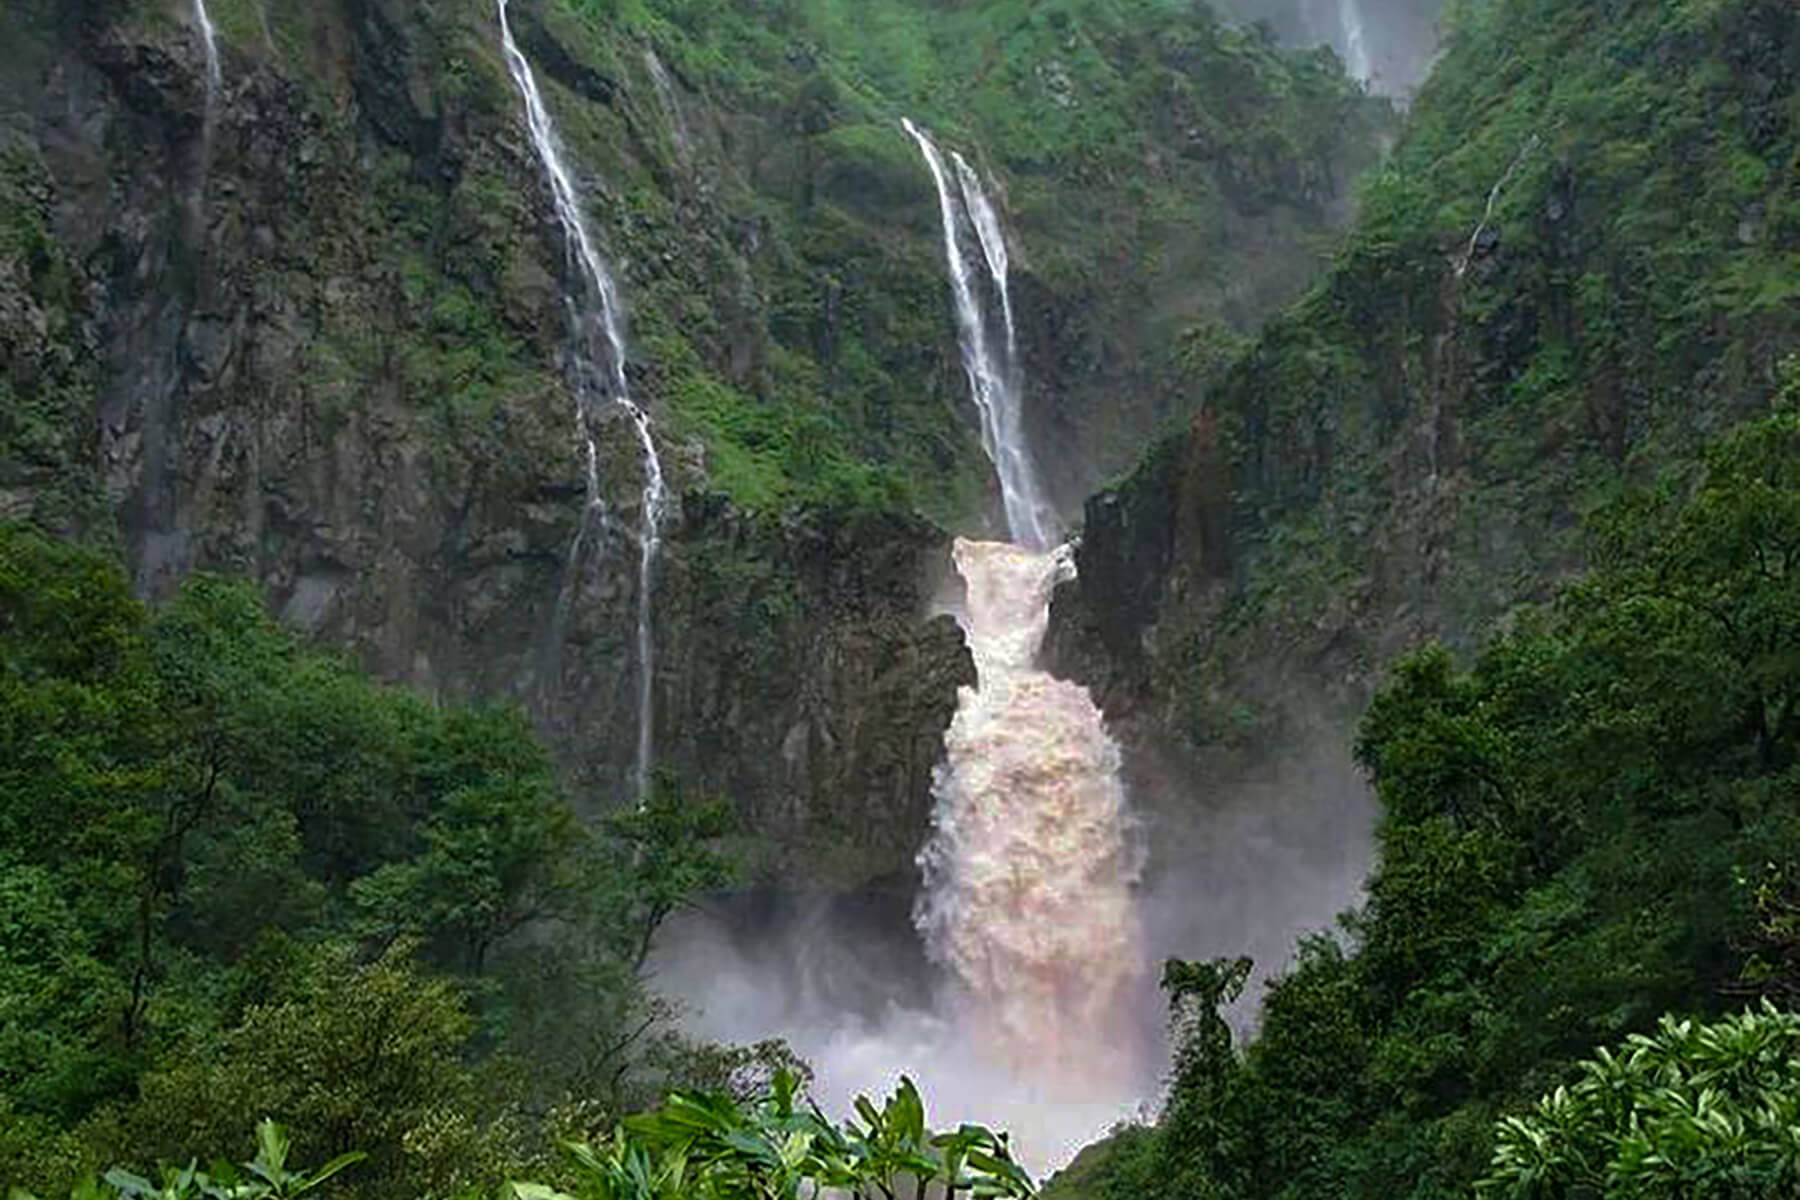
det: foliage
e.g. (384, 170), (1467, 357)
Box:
(16, 1121), (363, 1200)
(101, 942), (512, 1200)
(1480, 1005), (1800, 1198)
(17, 1080), (1037, 1200)
(514, 1072), (1034, 1200)
(1155, 957), (1253, 1200)
(1118, 0), (1799, 755)
(0, 529), (747, 1199)
(1095, 408), (1800, 1198)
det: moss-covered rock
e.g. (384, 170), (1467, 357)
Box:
(1051, 0), (1799, 807)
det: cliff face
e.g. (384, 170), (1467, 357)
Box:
(1050, 0), (1799, 818)
(0, 0), (1381, 887)
(0, 0), (966, 887)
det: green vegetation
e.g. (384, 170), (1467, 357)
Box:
(518, 1073), (1032, 1200)
(8, 1), (1800, 1197)
(0, 526), (746, 1197)
(17, 1077), (1033, 1200)
(1114, 0), (1798, 749)
(0, 134), (105, 535)
(532, 0), (1382, 516)
(16, 1120), (364, 1200)
(1066, 3), (1800, 1182)
(1076, 402), (1800, 1197)
(1481, 1006), (1800, 1197)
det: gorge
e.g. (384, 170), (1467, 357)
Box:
(1, 0), (1796, 1196)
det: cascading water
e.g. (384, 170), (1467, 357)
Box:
(193, 0), (222, 97)
(644, 49), (692, 168)
(907, 116), (1149, 1133)
(1338, 0), (1373, 82)
(953, 151), (1018, 368)
(918, 539), (1146, 1087)
(659, 123), (1159, 1174)
(498, 0), (668, 802)
(902, 119), (1052, 551)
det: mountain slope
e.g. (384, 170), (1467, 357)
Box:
(1053, 0), (1797, 767)
(0, 0), (1380, 884)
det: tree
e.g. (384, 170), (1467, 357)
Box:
(600, 777), (738, 973)
(499, 776), (741, 1115)
(107, 942), (516, 1200)
(1577, 406), (1800, 785)
(1117, 405), (1800, 1199)
(1154, 956), (1253, 1200)
(351, 763), (583, 975)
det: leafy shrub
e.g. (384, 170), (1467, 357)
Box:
(1481, 1005), (1800, 1198)
(515, 1072), (1034, 1200)
(15, 1121), (362, 1200)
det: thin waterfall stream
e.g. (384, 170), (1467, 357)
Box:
(498, 0), (667, 802)
(644, 48), (692, 168)
(902, 119), (1052, 551)
(1339, 0), (1373, 82)
(193, 0), (221, 98)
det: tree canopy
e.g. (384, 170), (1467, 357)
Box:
(0, 527), (747, 1198)
(1075, 398), (1800, 1198)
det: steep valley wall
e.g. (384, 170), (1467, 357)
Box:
(0, 0), (1381, 892)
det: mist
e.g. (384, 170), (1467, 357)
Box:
(650, 720), (1375, 1175)
(1216, 0), (1447, 96)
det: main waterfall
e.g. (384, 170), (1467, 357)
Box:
(906, 117), (1148, 1111)
(918, 540), (1145, 1084)
(498, 0), (667, 801)
(655, 122), (1156, 1174)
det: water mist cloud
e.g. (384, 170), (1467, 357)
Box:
(651, 716), (1376, 1175)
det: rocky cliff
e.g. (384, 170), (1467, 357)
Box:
(0, 0), (1383, 888)
(1050, 0), (1798, 831)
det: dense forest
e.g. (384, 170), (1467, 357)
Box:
(0, 522), (758, 1193)
(2, 0), (1798, 1195)
(1066, 394), (1800, 1197)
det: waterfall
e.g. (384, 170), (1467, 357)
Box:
(918, 540), (1147, 1087)
(193, 0), (222, 97)
(649, 119), (1152, 1174)
(498, 0), (668, 803)
(644, 49), (692, 167)
(903, 119), (1053, 551)
(906, 118), (1148, 1124)
(1338, 0), (1372, 82)
(953, 151), (1017, 365)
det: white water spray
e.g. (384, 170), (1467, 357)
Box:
(920, 539), (1148, 1085)
(498, 0), (667, 802)
(903, 119), (1053, 551)
(1338, 0), (1373, 83)
(909, 120), (1150, 1157)
(656, 540), (1154, 1173)
(193, 0), (222, 97)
